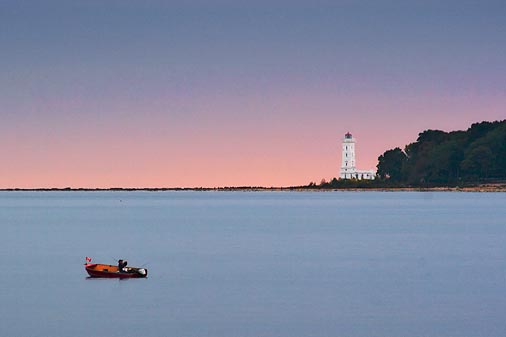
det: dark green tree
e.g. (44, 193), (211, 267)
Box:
(461, 145), (494, 179)
(377, 147), (407, 182)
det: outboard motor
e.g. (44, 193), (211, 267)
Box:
(138, 268), (147, 276)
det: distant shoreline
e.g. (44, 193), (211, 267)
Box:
(1, 184), (506, 192)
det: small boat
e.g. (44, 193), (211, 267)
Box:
(84, 258), (148, 278)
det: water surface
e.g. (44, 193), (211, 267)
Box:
(1, 191), (505, 337)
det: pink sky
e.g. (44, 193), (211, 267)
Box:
(2, 89), (504, 188)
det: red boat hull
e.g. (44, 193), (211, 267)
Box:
(85, 263), (148, 278)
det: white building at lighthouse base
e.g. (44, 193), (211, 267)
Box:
(340, 169), (376, 180)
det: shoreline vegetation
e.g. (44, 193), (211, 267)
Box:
(375, 120), (506, 185)
(1, 182), (506, 192)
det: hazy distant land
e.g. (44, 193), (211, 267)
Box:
(2, 183), (506, 192)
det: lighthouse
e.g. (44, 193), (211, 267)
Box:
(340, 132), (356, 178)
(339, 132), (375, 180)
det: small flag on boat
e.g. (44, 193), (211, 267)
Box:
(86, 257), (92, 263)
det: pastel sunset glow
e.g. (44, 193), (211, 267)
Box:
(1, 1), (505, 188)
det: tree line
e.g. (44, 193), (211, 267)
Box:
(376, 120), (506, 186)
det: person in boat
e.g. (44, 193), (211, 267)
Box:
(118, 259), (128, 273)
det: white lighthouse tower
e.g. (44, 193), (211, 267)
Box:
(340, 132), (375, 180)
(340, 132), (356, 179)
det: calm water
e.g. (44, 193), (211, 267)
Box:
(0, 191), (505, 337)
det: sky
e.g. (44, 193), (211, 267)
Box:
(1, 0), (505, 188)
